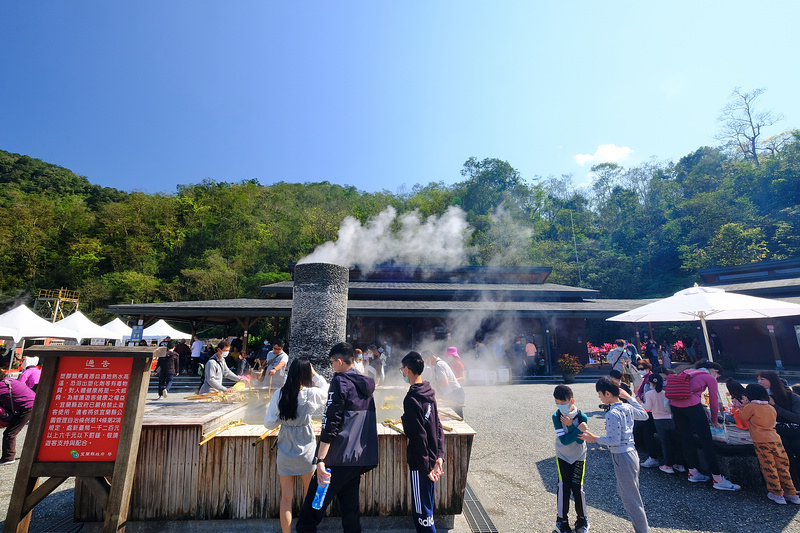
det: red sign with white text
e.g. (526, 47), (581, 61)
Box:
(37, 356), (133, 462)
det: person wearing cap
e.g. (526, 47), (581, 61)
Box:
(18, 357), (41, 393)
(444, 347), (465, 384)
(424, 353), (465, 418)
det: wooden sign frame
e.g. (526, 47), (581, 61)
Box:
(3, 345), (161, 533)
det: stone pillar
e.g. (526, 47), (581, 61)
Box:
(289, 263), (349, 379)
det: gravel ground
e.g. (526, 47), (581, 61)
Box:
(3, 384), (800, 532)
(464, 382), (800, 533)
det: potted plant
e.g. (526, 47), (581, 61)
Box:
(557, 353), (584, 383)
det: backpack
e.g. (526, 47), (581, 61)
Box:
(664, 370), (699, 401)
(1, 379), (15, 428)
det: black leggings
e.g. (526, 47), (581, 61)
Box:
(671, 403), (720, 474)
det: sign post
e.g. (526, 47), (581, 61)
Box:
(3, 345), (160, 533)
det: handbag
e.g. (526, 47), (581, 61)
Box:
(776, 420), (800, 437)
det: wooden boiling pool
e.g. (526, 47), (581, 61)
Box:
(74, 398), (474, 521)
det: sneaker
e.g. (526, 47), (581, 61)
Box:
(768, 492), (787, 504)
(556, 519), (572, 533)
(659, 465), (675, 474)
(785, 494), (800, 504)
(0, 459), (15, 466)
(713, 477), (741, 491)
(688, 472), (710, 483)
(573, 517), (589, 533)
(162, 390), (168, 399)
(641, 457), (659, 468)
(672, 464), (687, 473)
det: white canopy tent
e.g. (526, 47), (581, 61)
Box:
(0, 305), (80, 371)
(120, 319), (190, 345)
(143, 319), (191, 339)
(0, 305), (80, 343)
(57, 311), (124, 342)
(607, 284), (800, 362)
(103, 317), (133, 337)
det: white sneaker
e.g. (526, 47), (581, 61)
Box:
(659, 465), (675, 474)
(162, 390), (168, 399)
(785, 494), (800, 504)
(641, 457), (659, 468)
(688, 472), (710, 483)
(713, 477), (741, 491)
(672, 464), (686, 473)
(768, 492), (787, 504)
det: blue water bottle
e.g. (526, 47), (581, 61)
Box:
(311, 469), (331, 510)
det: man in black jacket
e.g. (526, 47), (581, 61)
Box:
(401, 351), (445, 533)
(155, 340), (180, 399)
(297, 342), (378, 533)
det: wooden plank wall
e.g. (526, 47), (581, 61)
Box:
(75, 422), (474, 520)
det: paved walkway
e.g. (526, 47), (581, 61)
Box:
(3, 383), (800, 532)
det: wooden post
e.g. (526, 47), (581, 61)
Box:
(3, 346), (155, 533)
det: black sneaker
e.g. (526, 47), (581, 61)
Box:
(574, 517), (589, 533)
(556, 519), (572, 533)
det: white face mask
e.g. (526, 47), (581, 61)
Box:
(221, 350), (230, 358)
(557, 404), (572, 415)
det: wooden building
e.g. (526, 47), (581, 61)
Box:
(106, 264), (647, 373)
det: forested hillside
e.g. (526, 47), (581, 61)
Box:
(2, 128), (799, 323)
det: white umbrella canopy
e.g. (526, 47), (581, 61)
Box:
(57, 311), (124, 342)
(142, 319), (191, 340)
(103, 317), (133, 337)
(0, 305), (81, 343)
(607, 284), (800, 362)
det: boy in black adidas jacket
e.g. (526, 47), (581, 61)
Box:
(401, 351), (445, 533)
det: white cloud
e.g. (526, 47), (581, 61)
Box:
(573, 144), (634, 166)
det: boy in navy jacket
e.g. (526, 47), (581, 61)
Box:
(297, 342), (378, 533)
(401, 351), (445, 533)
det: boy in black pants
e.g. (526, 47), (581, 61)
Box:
(401, 351), (445, 532)
(297, 342), (379, 533)
(553, 385), (590, 533)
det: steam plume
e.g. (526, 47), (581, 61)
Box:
(298, 206), (472, 272)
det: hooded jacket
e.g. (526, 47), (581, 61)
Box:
(402, 381), (445, 473)
(320, 368), (379, 468)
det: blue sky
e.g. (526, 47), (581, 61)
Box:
(2, 2), (799, 195)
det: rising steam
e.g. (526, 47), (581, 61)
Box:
(298, 206), (472, 272)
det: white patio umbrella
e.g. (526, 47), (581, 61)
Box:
(607, 284), (800, 362)
(57, 311), (124, 342)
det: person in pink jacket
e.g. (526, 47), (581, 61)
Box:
(668, 362), (740, 490)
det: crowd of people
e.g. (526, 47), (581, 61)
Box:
(549, 356), (800, 533)
(260, 343), (446, 533)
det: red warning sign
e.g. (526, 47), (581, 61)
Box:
(37, 356), (133, 462)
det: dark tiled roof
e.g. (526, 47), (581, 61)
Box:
(261, 280), (599, 298)
(105, 296), (653, 321)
